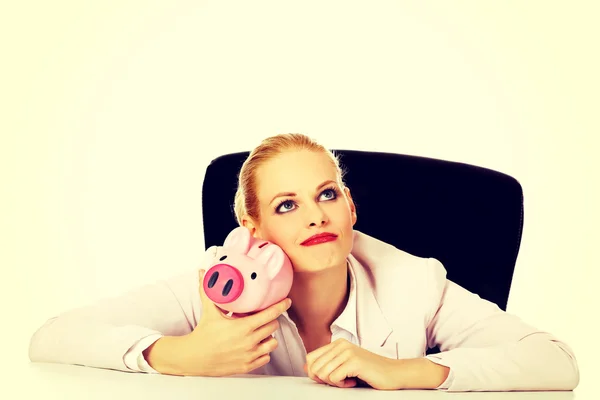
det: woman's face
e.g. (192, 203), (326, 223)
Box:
(244, 149), (357, 273)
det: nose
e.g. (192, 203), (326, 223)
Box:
(306, 204), (328, 227)
(203, 264), (244, 304)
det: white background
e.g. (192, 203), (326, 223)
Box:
(2, 0), (598, 397)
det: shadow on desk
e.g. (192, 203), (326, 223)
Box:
(19, 363), (577, 400)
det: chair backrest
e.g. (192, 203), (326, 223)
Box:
(201, 150), (524, 312)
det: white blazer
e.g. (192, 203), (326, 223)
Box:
(28, 229), (580, 392)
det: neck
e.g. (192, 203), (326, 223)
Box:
(287, 260), (350, 335)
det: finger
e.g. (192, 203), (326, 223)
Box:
(309, 342), (346, 372)
(249, 335), (278, 360)
(329, 360), (359, 388)
(304, 363), (326, 384)
(306, 338), (345, 368)
(243, 298), (292, 330)
(306, 340), (350, 385)
(308, 346), (344, 386)
(339, 378), (357, 388)
(313, 349), (351, 387)
(249, 318), (280, 343)
(241, 353), (271, 375)
(306, 365), (327, 384)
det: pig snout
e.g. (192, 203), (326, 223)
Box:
(203, 264), (245, 304)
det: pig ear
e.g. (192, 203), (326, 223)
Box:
(254, 245), (285, 280)
(223, 227), (252, 254)
(201, 245), (219, 269)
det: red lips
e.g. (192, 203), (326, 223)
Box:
(301, 232), (338, 246)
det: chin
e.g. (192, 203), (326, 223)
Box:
(292, 255), (345, 273)
(293, 265), (335, 274)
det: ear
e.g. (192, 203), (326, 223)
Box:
(345, 186), (358, 226)
(254, 245), (285, 280)
(223, 226), (253, 254)
(241, 215), (263, 239)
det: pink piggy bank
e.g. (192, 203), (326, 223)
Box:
(202, 226), (293, 315)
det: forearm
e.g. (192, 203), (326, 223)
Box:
(143, 335), (188, 376)
(393, 358), (450, 390)
(424, 333), (580, 391)
(29, 316), (165, 373)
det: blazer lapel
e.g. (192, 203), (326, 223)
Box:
(349, 230), (433, 360)
(348, 253), (397, 359)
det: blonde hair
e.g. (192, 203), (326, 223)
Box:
(233, 133), (347, 226)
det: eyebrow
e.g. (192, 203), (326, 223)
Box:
(269, 179), (337, 206)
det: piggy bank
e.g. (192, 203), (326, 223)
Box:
(202, 226), (293, 315)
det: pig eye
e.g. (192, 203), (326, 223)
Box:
(258, 242), (268, 249)
(251, 272), (257, 280)
(219, 255), (227, 261)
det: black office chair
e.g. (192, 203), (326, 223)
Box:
(201, 150), (524, 355)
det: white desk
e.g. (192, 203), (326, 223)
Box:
(10, 363), (578, 400)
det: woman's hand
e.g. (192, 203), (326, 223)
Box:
(303, 339), (450, 390)
(303, 338), (401, 389)
(145, 268), (292, 377)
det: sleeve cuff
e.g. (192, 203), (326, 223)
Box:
(123, 334), (163, 373)
(425, 355), (454, 390)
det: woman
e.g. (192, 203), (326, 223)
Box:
(29, 133), (580, 391)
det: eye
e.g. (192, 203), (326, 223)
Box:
(219, 255), (227, 261)
(275, 188), (339, 214)
(276, 200), (296, 214)
(251, 272), (257, 280)
(320, 188), (337, 201)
